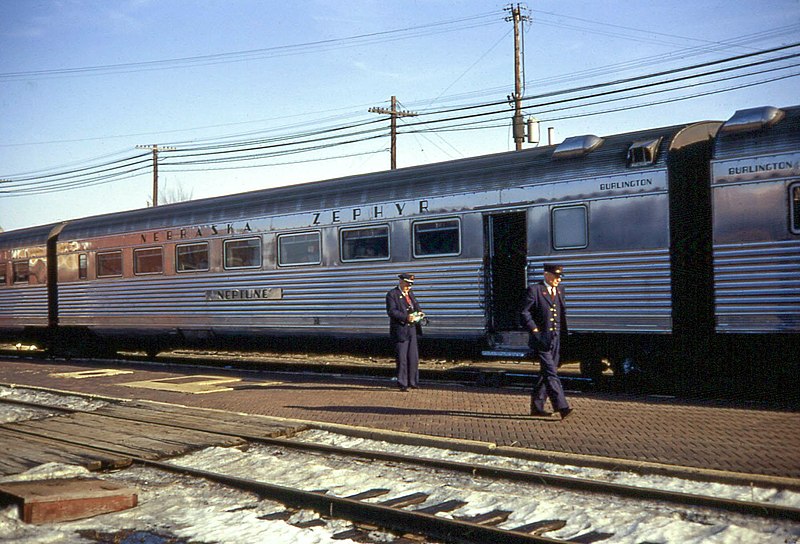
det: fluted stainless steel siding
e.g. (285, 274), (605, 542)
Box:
(0, 225), (56, 332)
(0, 286), (48, 329)
(528, 249), (672, 333)
(712, 105), (800, 334)
(58, 258), (486, 339)
(713, 240), (800, 333)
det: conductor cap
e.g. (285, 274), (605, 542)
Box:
(543, 264), (564, 277)
(398, 273), (415, 284)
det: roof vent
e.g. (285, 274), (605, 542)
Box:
(552, 135), (604, 159)
(720, 106), (785, 133)
(627, 137), (662, 167)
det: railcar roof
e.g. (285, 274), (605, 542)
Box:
(3, 120), (707, 244)
(0, 223), (61, 251)
(58, 123), (695, 240)
(715, 104), (800, 157)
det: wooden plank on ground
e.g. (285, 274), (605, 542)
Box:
(0, 452), (37, 476)
(108, 401), (308, 436)
(95, 404), (297, 440)
(0, 427), (131, 471)
(10, 413), (244, 459)
(0, 478), (137, 524)
(0, 438), (102, 470)
(66, 412), (238, 451)
(123, 399), (308, 431)
(8, 420), (165, 460)
(82, 412), (247, 450)
(0, 428), (107, 469)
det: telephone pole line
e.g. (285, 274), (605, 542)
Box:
(369, 96), (418, 169)
(505, 4), (530, 151)
(136, 144), (175, 207)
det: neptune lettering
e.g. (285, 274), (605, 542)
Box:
(205, 288), (282, 301)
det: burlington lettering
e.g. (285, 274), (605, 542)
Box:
(727, 160), (794, 175)
(599, 178), (653, 191)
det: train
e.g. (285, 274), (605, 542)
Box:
(1, 104), (798, 387)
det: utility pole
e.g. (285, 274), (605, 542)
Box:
(136, 144), (175, 207)
(368, 96), (418, 169)
(505, 4), (530, 151)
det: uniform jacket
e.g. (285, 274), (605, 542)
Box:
(386, 287), (423, 342)
(520, 281), (568, 350)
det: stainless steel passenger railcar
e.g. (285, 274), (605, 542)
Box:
(1, 105), (797, 384)
(706, 106), (800, 381)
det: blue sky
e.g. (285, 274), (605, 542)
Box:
(1, 0), (799, 232)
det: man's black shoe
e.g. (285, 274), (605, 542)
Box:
(530, 408), (553, 417)
(559, 408), (573, 420)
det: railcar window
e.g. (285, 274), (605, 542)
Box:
(134, 247), (164, 275)
(552, 206), (588, 249)
(12, 261), (30, 284)
(278, 232), (321, 266)
(176, 242), (210, 272)
(97, 251), (123, 278)
(78, 254), (88, 280)
(340, 226), (389, 261)
(413, 219), (461, 257)
(792, 184), (800, 234)
(224, 237), (262, 269)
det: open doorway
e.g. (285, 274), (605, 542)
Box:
(484, 212), (528, 332)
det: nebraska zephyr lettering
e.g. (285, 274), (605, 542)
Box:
(312, 199), (429, 225)
(140, 222), (253, 244)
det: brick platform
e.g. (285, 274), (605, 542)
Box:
(0, 357), (798, 486)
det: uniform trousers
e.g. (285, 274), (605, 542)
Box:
(531, 333), (569, 412)
(394, 326), (419, 388)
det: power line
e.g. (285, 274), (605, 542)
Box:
(403, 70), (800, 136)
(406, 41), (800, 119)
(0, 12), (504, 81)
(166, 149), (388, 173)
(4, 22), (794, 151)
(2, 42), (797, 197)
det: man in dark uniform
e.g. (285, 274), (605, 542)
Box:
(386, 273), (424, 391)
(520, 263), (573, 420)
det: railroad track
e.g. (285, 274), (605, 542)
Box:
(1, 394), (798, 543)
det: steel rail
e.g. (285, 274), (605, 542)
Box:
(0, 424), (561, 543)
(2, 396), (798, 523)
(0, 400), (561, 544)
(135, 458), (565, 544)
